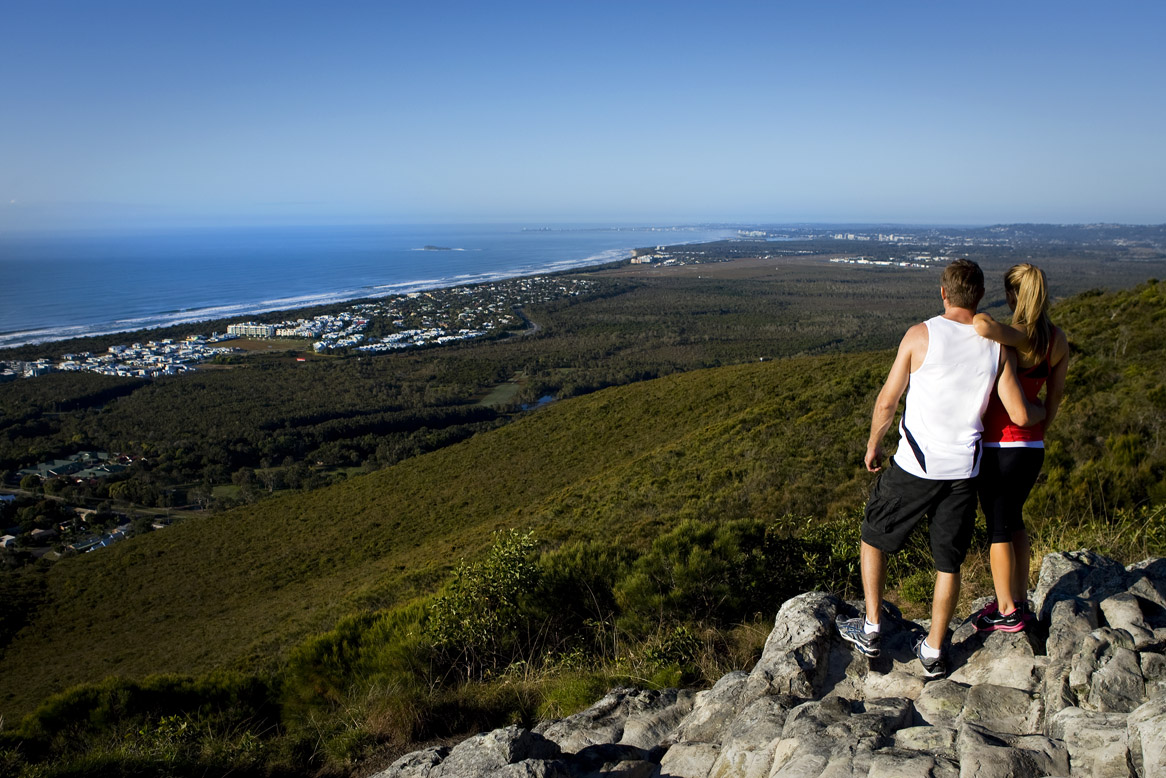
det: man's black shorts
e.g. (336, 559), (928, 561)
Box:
(861, 462), (977, 574)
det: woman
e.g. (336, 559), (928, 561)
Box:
(972, 263), (1069, 631)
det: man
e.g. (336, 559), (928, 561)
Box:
(837, 259), (1043, 678)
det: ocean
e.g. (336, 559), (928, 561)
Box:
(0, 223), (736, 349)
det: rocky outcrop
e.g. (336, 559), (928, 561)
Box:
(374, 552), (1166, 777)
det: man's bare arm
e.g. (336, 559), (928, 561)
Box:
(996, 348), (1046, 427)
(866, 323), (925, 472)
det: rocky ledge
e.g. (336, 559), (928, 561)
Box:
(376, 551), (1166, 778)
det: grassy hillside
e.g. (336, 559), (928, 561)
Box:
(2, 279), (1164, 768)
(0, 346), (890, 718)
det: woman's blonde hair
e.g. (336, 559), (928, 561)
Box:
(1005, 263), (1052, 362)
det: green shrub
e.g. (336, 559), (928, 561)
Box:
(528, 540), (638, 662)
(281, 601), (430, 716)
(614, 518), (815, 637)
(281, 613), (383, 709)
(898, 570), (934, 605)
(798, 515), (862, 597)
(425, 530), (540, 680)
(8, 674), (278, 776)
(17, 673), (277, 753)
(641, 624), (702, 670)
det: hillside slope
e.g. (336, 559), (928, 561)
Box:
(0, 350), (888, 717)
(3, 279), (1165, 720)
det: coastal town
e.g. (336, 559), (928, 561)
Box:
(828, 253), (947, 269)
(6, 337), (238, 380)
(0, 275), (598, 382)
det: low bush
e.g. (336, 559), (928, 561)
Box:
(425, 529), (541, 682)
(9, 674), (281, 776)
(615, 517), (826, 638)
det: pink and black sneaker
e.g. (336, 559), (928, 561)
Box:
(975, 605), (1026, 633)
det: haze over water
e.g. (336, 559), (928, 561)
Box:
(0, 224), (735, 349)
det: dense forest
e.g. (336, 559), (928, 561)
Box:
(1, 269), (1164, 776)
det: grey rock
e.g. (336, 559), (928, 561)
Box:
(496, 760), (572, 778)
(949, 610), (981, 647)
(572, 743), (657, 774)
(913, 679), (969, 727)
(1091, 648), (1148, 714)
(1046, 707), (1132, 778)
(1125, 558), (1166, 626)
(723, 694), (796, 742)
(536, 690), (629, 753)
(705, 695), (795, 778)
(1071, 630), (1147, 713)
(1044, 662), (1077, 723)
(767, 698), (853, 777)
(766, 737), (830, 778)
(1034, 550), (1129, 623)
(867, 747), (959, 778)
(950, 630), (1043, 691)
(862, 669), (925, 701)
(956, 723), (1071, 778)
(1142, 651), (1166, 682)
(538, 688), (691, 754)
(620, 689), (696, 749)
(766, 696), (911, 777)
(1043, 659), (1078, 720)
(1090, 742), (1138, 778)
(668, 671), (748, 745)
(434, 726), (560, 778)
(372, 746), (449, 778)
(705, 743), (776, 778)
(1141, 652), (1166, 701)
(577, 759), (658, 778)
(1126, 697), (1166, 778)
(657, 742), (719, 778)
(848, 695), (914, 741)
(1101, 592), (1158, 650)
(780, 696), (854, 739)
(892, 725), (957, 760)
(1048, 596), (1102, 664)
(743, 591), (838, 702)
(959, 683), (1042, 735)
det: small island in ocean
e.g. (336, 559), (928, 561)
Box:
(422, 244), (453, 251)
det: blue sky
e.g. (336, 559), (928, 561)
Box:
(2, 1), (1164, 230)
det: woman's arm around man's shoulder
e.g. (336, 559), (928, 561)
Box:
(974, 312), (1027, 348)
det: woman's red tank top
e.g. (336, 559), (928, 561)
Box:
(982, 351), (1050, 445)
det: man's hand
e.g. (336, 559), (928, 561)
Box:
(863, 323), (922, 475)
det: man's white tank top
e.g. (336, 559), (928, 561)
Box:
(892, 315), (1001, 480)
